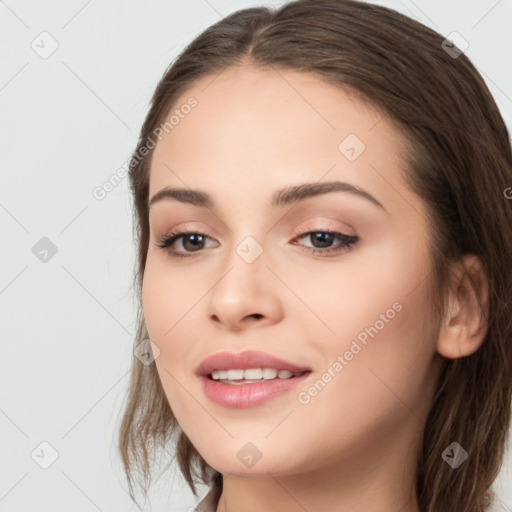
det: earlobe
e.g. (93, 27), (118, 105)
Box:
(436, 254), (489, 360)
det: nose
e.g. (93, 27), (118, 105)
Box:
(206, 248), (284, 331)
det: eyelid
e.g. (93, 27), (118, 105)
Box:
(292, 219), (355, 238)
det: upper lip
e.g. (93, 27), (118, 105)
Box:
(196, 350), (312, 377)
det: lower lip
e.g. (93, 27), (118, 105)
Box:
(201, 372), (311, 408)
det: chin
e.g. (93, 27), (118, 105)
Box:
(206, 457), (290, 476)
(196, 441), (305, 477)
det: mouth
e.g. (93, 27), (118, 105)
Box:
(206, 367), (311, 384)
(200, 370), (312, 408)
(196, 349), (312, 377)
(197, 350), (313, 408)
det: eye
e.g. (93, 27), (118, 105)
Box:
(155, 230), (218, 257)
(292, 229), (359, 256)
(155, 227), (359, 258)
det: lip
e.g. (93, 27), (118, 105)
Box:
(201, 372), (311, 408)
(196, 349), (312, 376)
(196, 350), (312, 409)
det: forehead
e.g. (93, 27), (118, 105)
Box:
(153, 65), (390, 152)
(148, 64), (410, 211)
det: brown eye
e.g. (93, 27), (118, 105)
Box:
(294, 230), (359, 256)
(156, 231), (218, 257)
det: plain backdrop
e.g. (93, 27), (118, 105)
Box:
(1, 1), (511, 511)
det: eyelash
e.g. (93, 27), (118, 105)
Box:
(155, 227), (359, 258)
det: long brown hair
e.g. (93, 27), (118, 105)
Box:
(117, 1), (512, 510)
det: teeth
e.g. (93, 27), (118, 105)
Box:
(211, 368), (301, 381)
(262, 368), (277, 379)
(245, 368), (264, 379)
(227, 369), (244, 380)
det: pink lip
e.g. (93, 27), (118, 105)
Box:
(196, 350), (312, 409)
(201, 372), (311, 408)
(196, 350), (311, 376)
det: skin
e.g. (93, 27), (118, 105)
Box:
(142, 64), (489, 512)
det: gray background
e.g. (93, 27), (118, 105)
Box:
(1, 0), (511, 510)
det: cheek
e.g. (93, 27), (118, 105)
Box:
(288, 240), (428, 342)
(296, 238), (437, 399)
(141, 253), (201, 341)
(287, 280), (436, 470)
(141, 253), (216, 391)
(141, 257), (199, 414)
(142, 266), (173, 342)
(329, 285), (436, 390)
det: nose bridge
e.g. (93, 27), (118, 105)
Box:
(206, 229), (283, 328)
(218, 209), (268, 271)
(215, 232), (267, 297)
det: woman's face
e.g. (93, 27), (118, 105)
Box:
(142, 65), (443, 478)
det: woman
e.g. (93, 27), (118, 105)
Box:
(118, 1), (512, 511)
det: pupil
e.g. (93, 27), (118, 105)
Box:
(312, 232), (333, 248)
(184, 234), (203, 251)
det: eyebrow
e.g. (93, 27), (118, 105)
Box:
(148, 181), (387, 213)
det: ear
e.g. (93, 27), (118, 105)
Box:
(436, 254), (489, 359)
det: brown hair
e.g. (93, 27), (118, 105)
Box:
(117, 1), (512, 510)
